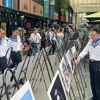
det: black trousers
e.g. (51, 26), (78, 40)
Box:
(41, 40), (46, 49)
(49, 40), (56, 54)
(89, 60), (100, 100)
(0, 57), (7, 73)
(10, 51), (22, 68)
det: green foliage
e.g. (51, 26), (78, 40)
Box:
(55, 0), (73, 13)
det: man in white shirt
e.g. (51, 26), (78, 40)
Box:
(0, 29), (8, 73)
(76, 27), (100, 100)
(8, 27), (22, 68)
(30, 28), (41, 56)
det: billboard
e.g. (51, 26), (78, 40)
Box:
(44, 0), (49, 18)
(4, 0), (13, 8)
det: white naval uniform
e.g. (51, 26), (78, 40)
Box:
(7, 35), (22, 68)
(78, 38), (100, 100)
(78, 40), (100, 61)
(0, 38), (8, 73)
(8, 35), (22, 52)
(0, 38), (8, 57)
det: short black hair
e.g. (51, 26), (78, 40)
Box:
(11, 27), (18, 32)
(60, 28), (63, 32)
(91, 27), (100, 34)
(52, 29), (55, 32)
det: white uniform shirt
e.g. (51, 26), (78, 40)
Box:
(78, 40), (100, 61)
(0, 38), (8, 57)
(30, 33), (41, 43)
(8, 35), (22, 52)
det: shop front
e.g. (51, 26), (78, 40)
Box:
(0, 0), (3, 6)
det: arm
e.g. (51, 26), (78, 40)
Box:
(50, 32), (53, 44)
(29, 34), (33, 45)
(39, 34), (41, 47)
(76, 42), (89, 64)
(6, 40), (13, 66)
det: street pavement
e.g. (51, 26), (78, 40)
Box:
(2, 47), (92, 100)
(31, 54), (92, 100)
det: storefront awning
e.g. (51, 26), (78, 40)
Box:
(0, 6), (67, 23)
(70, 0), (100, 12)
(84, 12), (100, 18)
(83, 12), (100, 22)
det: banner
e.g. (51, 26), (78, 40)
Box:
(50, 4), (54, 18)
(4, 0), (13, 8)
(44, 0), (49, 18)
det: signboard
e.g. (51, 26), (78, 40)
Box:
(31, 1), (38, 15)
(4, 0), (13, 8)
(50, 5), (54, 18)
(37, 4), (43, 16)
(19, 0), (30, 13)
(44, 0), (49, 18)
(13, 0), (18, 10)
(10, 81), (35, 100)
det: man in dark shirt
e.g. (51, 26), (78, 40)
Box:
(40, 29), (46, 49)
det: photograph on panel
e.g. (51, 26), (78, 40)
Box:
(71, 46), (78, 60)
(59, 57), (71, 92)
(76, 37), (81, 49)
(47, 71), (68, 100)
(11, 81), (35, 100)
(66, 50), (75, 74)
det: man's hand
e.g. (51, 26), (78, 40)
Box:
(7, 60), (13, 67)
(20, 48), (23, 52)
(75, 58), (80, 65)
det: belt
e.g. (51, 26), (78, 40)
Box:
(0, 56), (5, 58)
(35, 43), (39, 44)
(12, 51), (20, 53)
(90, 59), (100, 62)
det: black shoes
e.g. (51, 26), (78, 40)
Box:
(19, 78), (24, 85)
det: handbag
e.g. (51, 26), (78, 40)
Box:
(32, 42), (36, 47)
(27, 47), (32, 56)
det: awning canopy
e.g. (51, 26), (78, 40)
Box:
(70, 0), (100, 12)
(0, 6), (67, 23)
(85, 12), (100, 18)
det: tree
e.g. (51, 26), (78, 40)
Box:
(55, 0), (73, 14)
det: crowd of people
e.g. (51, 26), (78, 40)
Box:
(0, 23), (74, 74)
(1, 20), (100, 100)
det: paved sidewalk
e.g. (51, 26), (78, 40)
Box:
(31, 54), (92, 100)
(2, 53), (92, 100)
